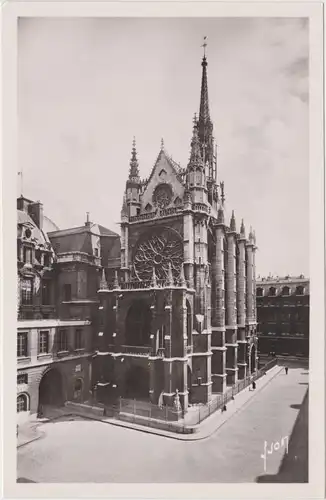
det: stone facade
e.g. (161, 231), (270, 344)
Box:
(256, 276), (309, 357)
(16, 197), (120, 421)
(93, 52), (258, 411)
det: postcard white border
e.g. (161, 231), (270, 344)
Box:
(1, 1), (324, 499)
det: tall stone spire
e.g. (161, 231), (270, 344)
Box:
(197, 39), (214, 178)
(128, 137), (140, 181)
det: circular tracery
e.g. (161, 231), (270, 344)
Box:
(133, 227), (183, 282)
(152, 183), (173, 209)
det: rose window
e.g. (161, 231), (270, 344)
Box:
(133, 228), (183, 282)
(152, 184), (172, 209)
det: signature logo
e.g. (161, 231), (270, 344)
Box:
(261, 436), (289, 472)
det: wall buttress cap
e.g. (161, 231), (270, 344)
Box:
(230, 210), (236, 232)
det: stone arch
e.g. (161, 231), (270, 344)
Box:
(124, 364), (149, 400)
(17, 393), (29, 413)
(125, 299), (152, 346)
(38, 367), (65, 408)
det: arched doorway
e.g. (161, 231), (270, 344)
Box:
(186, 300), (192, 346)
(251, 345), (257, 374)
(38, 368), (64, 408)
(125, 365), (149, 400)
(73, 378), (83, 402)
(125, 300), (152, 346)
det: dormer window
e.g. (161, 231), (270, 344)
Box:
(268, 287), (276, 296)
(296, 285), (305, 295)
(282, 286), (290, 296)
(256, 287), (264, 297)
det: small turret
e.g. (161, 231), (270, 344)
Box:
(217, 206), (225, 225)
(113, 270), (119, 289)
(126, 138), (142, 217)
(128, 137), (140, 182)
(100, 268), (108, 290)
(179, 263), (186, 288)
(121, 195), (128, 221)
(151, 267), (157, 288)
(230, 210), (236, 232)
(240, 219), (246, 238)
(248, 226), (255, 244)
(167, 262), (174, 287)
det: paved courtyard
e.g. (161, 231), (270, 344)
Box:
(17, 366), (308, 483)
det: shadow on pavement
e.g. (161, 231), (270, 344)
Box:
(17, 478), (37, 483)
(255, 389), (308, 483)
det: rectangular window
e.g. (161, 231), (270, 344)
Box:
(63, 284), (72, 301)
(17, 332), (28, 357)
(43, 254), (50, 267)
(75, 328), (84, 350)
(39, 330), (49, 354)
(17, 373), (28, 384)
(21, 278), (33, 305)
(42, 281), (51, 305)
(58, 329), (68, 352)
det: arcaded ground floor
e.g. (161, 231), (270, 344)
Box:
(17, 365), (308, 483)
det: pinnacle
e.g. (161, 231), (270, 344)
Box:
(230, 210), (236, 232)
(129, 137), (140, 180)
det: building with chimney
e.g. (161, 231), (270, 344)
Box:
(256, 275), (309, 358)
(16, 196), (120, 421)
(93, 49), (258, 410)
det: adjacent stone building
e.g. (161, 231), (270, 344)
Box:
(93, 51), (258, 410)
(256, 275), (309, 358)
(16, 196), (120, 421)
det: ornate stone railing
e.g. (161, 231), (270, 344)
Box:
(129, 206), (183, 223)
(192, 203), (211, 214)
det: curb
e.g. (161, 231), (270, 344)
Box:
(40, 366), (283, 443)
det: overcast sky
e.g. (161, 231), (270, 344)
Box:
(18, 17), (309, 278)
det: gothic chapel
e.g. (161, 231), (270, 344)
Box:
(95, 49), (258, 411)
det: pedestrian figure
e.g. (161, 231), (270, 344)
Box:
(252, 381), (256, 390)
(285, 366), (289, 375)
(222, 404), (227, 412)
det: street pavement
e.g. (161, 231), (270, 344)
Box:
(17, 366), (308, 483)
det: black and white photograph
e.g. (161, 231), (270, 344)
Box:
(1, 1), (324, 498)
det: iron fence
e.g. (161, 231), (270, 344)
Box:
(96, 357), (279, 431)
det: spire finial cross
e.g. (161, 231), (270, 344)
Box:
(202, 36), (207, 57)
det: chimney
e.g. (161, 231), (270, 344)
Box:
(85, 212), (91, 228)
(28, 201), (44, 230)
